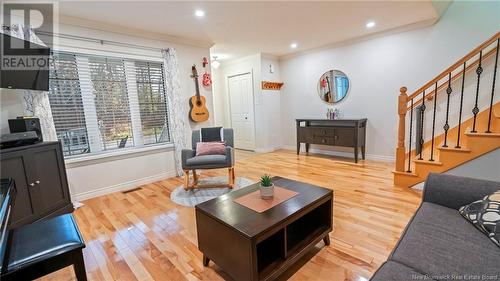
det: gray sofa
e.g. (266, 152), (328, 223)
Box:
(371, 173), (500, 281)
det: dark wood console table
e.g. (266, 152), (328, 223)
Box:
(296, 118), (367, 163)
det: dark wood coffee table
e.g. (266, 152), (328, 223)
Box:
(195, 177), (333, 281)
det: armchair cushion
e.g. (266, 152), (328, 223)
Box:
(187, 155), (227, 166)
(192, 128), (234, 150)
(200, 127), (223, 142)
(196, 141), (226, 156)
(183, 128), (235, 170)
(183, 147), (234, 169)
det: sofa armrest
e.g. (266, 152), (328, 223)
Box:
(226, 146), (235, 166)
(422, 173), (500, 210)
(181, 149), (196, 169)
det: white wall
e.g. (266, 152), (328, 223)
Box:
(216, 54), (261, 127)
(0, 89), (26, 134)
(416, 54), (498, 148)
(279, 1), (500, 160)
(66, 149), (176, 201)
(212, 53), (283, 152)
(213, 53), (261, 150)
(212, 65), (225, 126)
(261, 56), (282, 151)
(413, 148), (500, 190)
(0, 20), (214, 200)
(446, 148), (500, 182)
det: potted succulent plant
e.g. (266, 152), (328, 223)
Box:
(259, 174), (274, 199)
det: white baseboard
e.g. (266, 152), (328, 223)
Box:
(71, 170), (177, 202)
(254, 146), (281, 153)
(70, 144), (394, 202)
(280, 145), (395, 162)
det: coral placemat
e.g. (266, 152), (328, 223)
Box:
(233, 186), (299, 213)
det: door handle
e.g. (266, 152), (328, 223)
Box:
(35, 180), (40, 184)
(29, 183), (35, 187)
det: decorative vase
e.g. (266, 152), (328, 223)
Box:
(260, 183), (274, 199)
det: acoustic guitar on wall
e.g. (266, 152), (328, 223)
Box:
(189, 65), (209, 122)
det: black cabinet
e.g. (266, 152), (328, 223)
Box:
(0, 142), (73, 228)
(296, 119), (367, 163)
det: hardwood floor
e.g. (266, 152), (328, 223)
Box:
(39, 149), (422, 281)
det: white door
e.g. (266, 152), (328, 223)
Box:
(228, 73), (255, 150)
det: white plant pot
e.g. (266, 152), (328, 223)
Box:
(260, 183), (274, 199)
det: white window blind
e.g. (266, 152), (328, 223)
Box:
(48, 53), (90, 157)
(48, 51), (170, 158)
(88, 57), (134, 150)
(135, 61), (170, 145)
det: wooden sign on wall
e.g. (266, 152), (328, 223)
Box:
(262, 81), (284, 90)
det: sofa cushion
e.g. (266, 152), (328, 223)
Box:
(459, 190), (500, 247)
(370, 261), (431, 281)
(390, 202), (500, 277)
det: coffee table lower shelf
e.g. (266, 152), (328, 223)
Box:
(196, 190), (333, 281)
(258, 226), (331, 280)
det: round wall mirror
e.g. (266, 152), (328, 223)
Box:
(317, 70), (349, 103)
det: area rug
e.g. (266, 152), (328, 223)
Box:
(170, 176), (255, 207)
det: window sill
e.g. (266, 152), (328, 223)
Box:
(65, 143), (174, 169)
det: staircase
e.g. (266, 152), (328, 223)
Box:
(394, 32), (500, 187)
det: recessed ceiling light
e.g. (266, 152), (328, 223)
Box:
(195, 10), (205, 17)
(366, 21), (376, 28)
(290, 43), (298, 49)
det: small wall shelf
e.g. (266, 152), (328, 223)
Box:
(262, 81), (284, 90)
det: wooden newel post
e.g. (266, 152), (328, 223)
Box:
(395, 87), (408, 172)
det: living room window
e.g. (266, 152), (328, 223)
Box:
(48, 53), (90, 157)
(134, 61), (170, 145)
(48, 52), (171, 158)
(88, 56), (134, 150)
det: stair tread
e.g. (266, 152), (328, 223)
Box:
(465, 131), (500, 137)
(437, 146), (471, 152)
(393, 171), (418, 177)
(413, 159), (443, 166)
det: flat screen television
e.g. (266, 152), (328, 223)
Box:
(0, 33), (50, 91)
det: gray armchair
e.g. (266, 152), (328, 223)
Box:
(181, 128), (235, 190)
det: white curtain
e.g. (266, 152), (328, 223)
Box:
(22, 91), (58, 141)
(3, 23), (46, 46)
(162, 48), (190, 176)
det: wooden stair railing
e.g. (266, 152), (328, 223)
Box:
(395, 31), (500, 180)
(408, 46), (499, 111)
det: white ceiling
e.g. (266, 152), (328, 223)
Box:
(57, 1), (443, 61)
